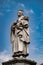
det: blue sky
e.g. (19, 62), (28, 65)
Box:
(0, 0), (43, 65)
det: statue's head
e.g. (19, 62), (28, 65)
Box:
(18, 10), (23, 17)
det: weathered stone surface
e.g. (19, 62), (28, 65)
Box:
(11, 10), (30, 58)
(2, 58), (36, 65)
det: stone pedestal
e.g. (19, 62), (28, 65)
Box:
(2, 58), (36, 65)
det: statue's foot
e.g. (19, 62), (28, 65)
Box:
(21, 53), (29, 57)
(12, 52), (29, 58)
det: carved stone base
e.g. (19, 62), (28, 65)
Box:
(12, 52), (29, 58)
(2, 58), (37, 65)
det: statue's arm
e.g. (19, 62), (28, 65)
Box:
(10, 22), (16, 43)
(23, 16), (30, 44)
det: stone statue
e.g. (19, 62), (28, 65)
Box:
(10, 10), (30, 58)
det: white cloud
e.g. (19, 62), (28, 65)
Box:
(29, 9), (34, 14)
(29, 44), (38, 55)
(20, 3), (25, 7)
(30, 28), (35, 33)
(18, 3), (34, 15)
(35, 54), (43, 65)
(24, 9), (34, 15)
(0, 50), (12, 65)
(28, 44), (43, 65)
(29, 54), (43, 65)
(18, 3), (25, 7)
(30, 45), (38, 51)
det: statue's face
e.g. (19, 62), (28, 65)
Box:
(18, 11), (23, 17)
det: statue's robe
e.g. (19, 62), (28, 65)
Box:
(11, 16), (30, 55)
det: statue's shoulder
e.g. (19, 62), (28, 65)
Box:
(11, 20), (18, 31)
(23, 16), (29, 21)
(12, 20), (18, 26)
